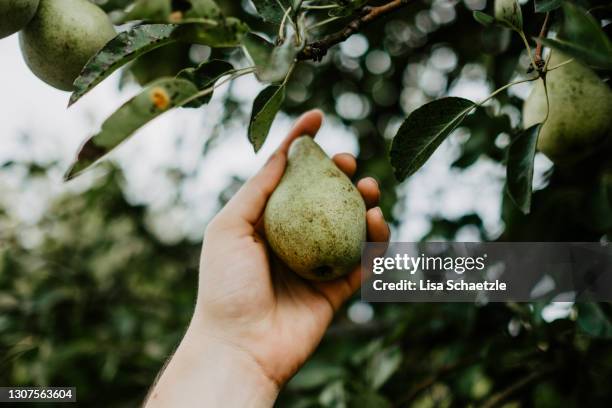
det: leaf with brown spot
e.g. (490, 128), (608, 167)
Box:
(65, 78), (199, 181)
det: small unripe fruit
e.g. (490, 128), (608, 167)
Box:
(0, 0), (39, 39)
(522, 52), (612, 163)
(19, 0), (116, 91)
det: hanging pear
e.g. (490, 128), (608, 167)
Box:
(523, 52), (612, 163)
(264, 136), (366, 281)
(19, 0), (116, 91)
(0, 0), (39, 39)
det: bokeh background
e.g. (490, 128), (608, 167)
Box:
(1, 0), (611, 406)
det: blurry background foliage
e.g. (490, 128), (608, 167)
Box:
(1, 0), (612, 406)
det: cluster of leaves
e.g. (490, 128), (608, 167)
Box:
(2, 0), (612, 405)
(391, 0), (612, 214)
(65, 0), (610, 221)
(65, 0), (339, 179)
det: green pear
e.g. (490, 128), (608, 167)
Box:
(264, 136), (367, 281)
(0, 0), (39, 39)
(523, 52), (612, 163)
(19, 0), (116, 91)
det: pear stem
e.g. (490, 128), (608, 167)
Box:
(476, 76), (539, 108)
(518, 30), (538, 73)
(534, 12), (550, 67)
(546, 58), (574, 72)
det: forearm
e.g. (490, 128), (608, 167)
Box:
(145, 324), (279, 408)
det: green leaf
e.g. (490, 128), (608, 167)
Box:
(539, 2), (612, 69)
(506, 124), (541, 214)
(70, 24), (179, 106)
(252, 0), (291, 24)
(176, 59), (234, 108)
(540, 38), (612, 70)
(70, 20), (247, 106)
(390, 97), (475, 181)
(577, 303), (612, 339)
(242, 32), (298, 83)
(473, 11), (495, 27)
(534, 0), (562, 13)
(248, 85), (286, 152)
(65, 78), (199, 180)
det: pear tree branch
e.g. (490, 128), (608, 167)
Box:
(297, 0), (411, 61)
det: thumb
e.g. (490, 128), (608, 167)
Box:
(216, 151), (287, 227)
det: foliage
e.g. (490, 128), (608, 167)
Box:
(2, 0), (612, 406)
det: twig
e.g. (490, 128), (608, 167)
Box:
(546, 58), (574, 72)
(480, 368), (554, 408)
(534, 12), (550, 69)
(297, 0), (411, 61)
(518, 30), (537, 73)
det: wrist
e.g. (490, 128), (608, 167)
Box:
(146, 321), (279, 407)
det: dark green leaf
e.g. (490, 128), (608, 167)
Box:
(70, 24), (179, 106)
(252, 0), (291, 24)
(506, 124), (541, 214)
(473, 11), (495, 27)
(390, 97), (475, 181)
(65, 78), (199, 180)
(540, 38), (612, 69)
(248, 85), (286, 152)
(539, 2), (612, 69)
(242, 32), (299, 83)
(534, 0), (562, 13)
(176, 60), (234, 107)
(577, 303), (612, 339)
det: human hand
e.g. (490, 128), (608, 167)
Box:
(146, 110), (390, 407)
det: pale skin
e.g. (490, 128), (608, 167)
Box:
(145, 110), (390, 407)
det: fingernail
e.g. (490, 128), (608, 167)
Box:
(374, 206), (383, 218)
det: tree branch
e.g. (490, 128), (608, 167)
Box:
(534, 12), (550, 69)
(297, 0), (411, 61)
